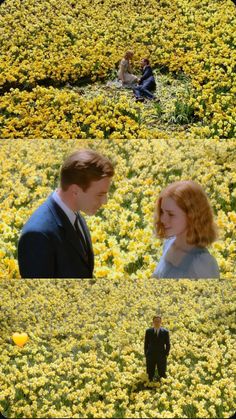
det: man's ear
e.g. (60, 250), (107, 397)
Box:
(69, 184), (80, 196)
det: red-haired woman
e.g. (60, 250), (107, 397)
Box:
(152, 180), (220, 278)
(117, 50), (138, 86)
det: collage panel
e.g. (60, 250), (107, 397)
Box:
(1, 278), (235, 418)
(0, 138), (235, 280)
(0, 0), (235, 140)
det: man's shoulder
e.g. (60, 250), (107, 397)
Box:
(146, 327), (154, 333)
(145, 65), (153, 73)
(21, 196), (56, 234)
(160, 327), (169, 334)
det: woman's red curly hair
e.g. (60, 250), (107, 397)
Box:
(154, 180), (218, 247)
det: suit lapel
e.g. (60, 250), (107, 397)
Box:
(153, 327), (162, 338)
(76, 212), (94, 270)
(64, 222), (90, 266)
(76, 212), (93, 251)
(158, 328), (163, 338)
(46, 195), (92, 267)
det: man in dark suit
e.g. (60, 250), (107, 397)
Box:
(18, 149), (114, 278)
(133, 58), (156, 101)
(144, 315), (170, 381)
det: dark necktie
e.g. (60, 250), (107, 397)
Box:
(74, 213), (88, 257)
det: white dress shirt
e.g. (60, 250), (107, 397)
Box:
(52, 190), (86, 240)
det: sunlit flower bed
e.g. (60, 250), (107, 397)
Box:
(0, 86), (149, 139)
(0, 0), (235, 138)
(0, 278), (235, 418)
(0, 138), (235, 279)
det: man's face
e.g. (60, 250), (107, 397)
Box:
(153, 317), (162, 328)
(141, 59), (146, 68)
(75, 177), (112, 215)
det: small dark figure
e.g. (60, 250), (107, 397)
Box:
(144, 315), (170, 381)
(133, 58), (156, 101)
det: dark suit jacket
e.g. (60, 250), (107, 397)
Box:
(144, 327), (170, 357)
(17, 195), (94, 278)
(139, 65), (156, 90)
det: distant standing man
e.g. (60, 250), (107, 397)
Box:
(18, 149), (114, 278)
(144, 315), (170, 381)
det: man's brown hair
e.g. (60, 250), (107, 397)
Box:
(60, 149), (114, 191)
(153, 315), (162, 321)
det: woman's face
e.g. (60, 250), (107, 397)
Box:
(160, 196), (187, 238)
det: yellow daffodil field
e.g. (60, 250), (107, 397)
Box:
(0, 138), (235, 279)
(0, 278), (235, 418)
(0, 0), (236, 138)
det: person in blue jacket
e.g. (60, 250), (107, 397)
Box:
(133, 58), (156, 101)
(18, 149), (114, 278)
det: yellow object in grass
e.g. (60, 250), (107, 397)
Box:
(12, 332), (29, 347)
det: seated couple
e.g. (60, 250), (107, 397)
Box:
(118, 50), (156, 102)
(18, 149), (220, 279)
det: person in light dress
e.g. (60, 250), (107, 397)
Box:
(117, 50), (138, 86)
(152, 180), (220, 279)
